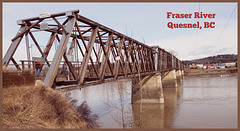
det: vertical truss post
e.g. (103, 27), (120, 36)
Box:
(150, 49), (155, 71)
(148, 49), (152, 71)
(139, 46), (146, 72)
(171, 55), (172, 69)
(99, 33), (113, 81)
(165, 52), (168, 70)
(123, 41), (130, 76)
(67, 37), (77, 55)
(114, 37), (124, 79)
(78, 26), (99, 85)
(44, 17), (76, 87)
(162, 51), (166, 70)
(157, 48), (160, 71)
(125, 41), (133, 74)
(159, 49), (163, 71)
(112, 38), (124, 73)
(138, 45), (145, 72)
(145, 49), (150, 71)
(172, 56), (174, 69)
(131, 43), (139, 73)
(25, 32), (31, 69)
(2, 25), (27, 67)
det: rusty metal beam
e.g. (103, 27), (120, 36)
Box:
(44, 17), (76, 87)
(2, 25), (27, 67)
(3, 10), (184, 88)
(112, 37), (124, 74)
(75, 23), (99, 78)
(76, 14), (152, 49)
(29, 32), (44, 56)
(11, 57), (21, 70)
(67, 37), (77, 55)
(99, 33), (113, 81)
(123, 40), (132, 76)
(97, 31), (114, 75)
(76, 39), (84, 57)
(12, 20), (43, 42)
(18, 9), (79, 22)
(52, 17), (68, 34)
(78, 26), (99, 84)
(63, 52), (78, 80)
(28, 32), (51, 67)
(114, 37), (124, 79)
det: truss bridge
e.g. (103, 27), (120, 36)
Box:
(2, 10), (184, 93)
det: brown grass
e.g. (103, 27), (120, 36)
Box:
(2, 84), (88, 129)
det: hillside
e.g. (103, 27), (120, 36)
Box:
(183, 54), (237, 65)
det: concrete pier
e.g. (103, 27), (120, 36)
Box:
(176, 70), (183, 82)
(181, 70), (184, 76)
(132, 73), (164, 104)
(162, 70), (177, 88)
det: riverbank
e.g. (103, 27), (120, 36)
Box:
(184, 68), (238, 76)
(2, 84), (88, 129)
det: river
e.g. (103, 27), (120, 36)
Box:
(65, 74), (238, 129)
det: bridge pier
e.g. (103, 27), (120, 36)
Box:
(162, 70), (177, 88)
(182, 70), (184, 76)
(176, 70), (183, 82)
(132, 73), (164, 104)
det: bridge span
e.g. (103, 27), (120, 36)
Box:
(3, 10), (184, 103)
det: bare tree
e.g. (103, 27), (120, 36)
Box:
(104, 82), (134, 128)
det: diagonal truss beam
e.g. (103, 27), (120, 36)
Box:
(12, 20), (43, 42)
(2, 25), (27, 66)
(99, 33), (113, 81)
(3, 10), (184, 88)
(78, 26), (99, 84)
(75, 23), (99, 78)
(114, 37), (124, 79)
(44, 17), (76, 87)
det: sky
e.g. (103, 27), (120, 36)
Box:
(2, 2), (238, 63)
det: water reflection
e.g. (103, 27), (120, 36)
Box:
(172, 74), (237, 128)
(132, 81), (183, 129)
(64, 74), (237, 128)
(64, 80), (133, 128)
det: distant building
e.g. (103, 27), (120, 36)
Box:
(196, 64), (203, 69)
(209, 64), (214, 69)
(189, 63), (197, 69)
(188, 62), (237, 69)
(225, 62), (236, 68)
(203, 64), (207, 69)
(214, 63), (226, 69)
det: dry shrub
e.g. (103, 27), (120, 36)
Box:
(74, 101), (100, 128)
(2, 66), (12, 70)
(2, 85), (88, 129)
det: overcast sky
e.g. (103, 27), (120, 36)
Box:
(2, 2), (237, 62)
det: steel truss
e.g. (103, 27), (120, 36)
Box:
(2, 10), (183, 88)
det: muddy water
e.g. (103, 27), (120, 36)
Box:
(65, 74), (237, 128)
